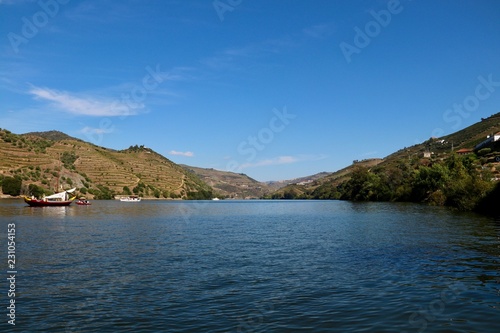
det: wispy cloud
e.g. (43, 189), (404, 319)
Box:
(302, 23), (336, 39)
(169, 150), (194, 157)
(239, 154), (327, 170)
(28, 85), (139, 117)
(201, 37), (298, 71)
(79, 126), (114, 135)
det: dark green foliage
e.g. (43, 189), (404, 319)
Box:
(477, 148), (491, 156)
(123, 186), (132, 195)
(335, 154), (494, 211)
(475, 182), (500, 215)
(1, 176), (22, 196)
(340, 167), (381, 201)
(93, 185), (115, 200)
(273, 153), (495, 212)
(127, 145), (145, 152)
(310, 185), (341, 199)
(27, 184), (46, 198)
(133, 182), (146, 195)
(186, 189), (213, 200)
(61, 151), (78, 169)
(410, 163), (450, 202)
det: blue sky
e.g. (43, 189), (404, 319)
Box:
(2, 0), (500, 181)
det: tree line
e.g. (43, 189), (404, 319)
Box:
(268, 153), (500, 214)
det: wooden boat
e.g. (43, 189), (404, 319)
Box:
(24, 188), (77, 207)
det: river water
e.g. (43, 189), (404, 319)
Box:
(0, 200), (499, 332)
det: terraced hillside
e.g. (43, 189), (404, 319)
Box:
(0, 129), (212, 199)
(181, 165), (271, 199)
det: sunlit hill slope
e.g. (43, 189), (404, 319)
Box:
(0, 129), (212, 199)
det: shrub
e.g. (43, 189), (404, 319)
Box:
(122, 186), (132, 195)
(478, 148), (491, 156)
(2, 176), (22, 196)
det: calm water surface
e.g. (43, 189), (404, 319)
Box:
(0, 200), (499, 332)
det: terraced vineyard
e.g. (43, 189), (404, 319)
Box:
(181, 165), (272, 199)
(0, 129), (212, 199)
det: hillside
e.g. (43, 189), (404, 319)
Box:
(0, 129), (212, 199)
(181, 167), (333, 199)
(377, 113), (500, 168)
(265, 172), (332, 191)
(181, 165), (271, 199)
(268, 112), (500, 209)
(266, 159), (383, 199)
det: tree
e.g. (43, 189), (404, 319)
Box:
(27, 184), (45, 198)
(61, 151), (78, 169)
(123, 186), (132, 195)
(410, 163), (450, 202)
(340, 167), (382, 201)
(2, 176), (22, 196)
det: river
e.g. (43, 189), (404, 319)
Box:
(0, 200), (498, 332)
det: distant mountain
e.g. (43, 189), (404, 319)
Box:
(0, 129), (212, 199)
(180, 167), (334, 199)
(265, 172), (332, 191)
(181, 165), (272, 199)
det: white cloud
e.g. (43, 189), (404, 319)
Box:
(239, 156), (298, 169)
(302, 23), (336, 39)
(201, 37), (298, 71)
(169, 150), (194, 157)
(28, 85), (139, 117)
(79, 126), (114, 135)
(239, 154), (327, 170)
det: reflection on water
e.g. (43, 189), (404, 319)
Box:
(0, 199), (499, 332)
(25, 206), (74, 219)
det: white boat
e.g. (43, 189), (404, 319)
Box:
(120, 196), (141, 202)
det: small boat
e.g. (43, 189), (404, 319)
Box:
(24, 188), (77, 207)
(120, 195), (141, 202)
(76, 198), (91, 205)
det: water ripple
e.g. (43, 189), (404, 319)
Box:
(0, 200), (498, 332)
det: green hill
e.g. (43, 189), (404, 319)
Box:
(266, 159), (383, 199)
(268, 112), (500, 212)
(0, 129), (212, 200)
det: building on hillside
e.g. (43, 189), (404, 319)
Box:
(422, 151), (432, 158)
(456, 148), (473, 155)
(474, 132), (500, 151)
